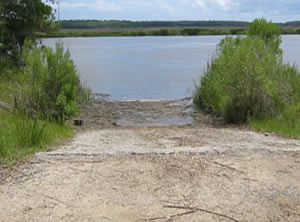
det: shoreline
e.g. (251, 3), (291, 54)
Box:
(42, 27), (300, 38)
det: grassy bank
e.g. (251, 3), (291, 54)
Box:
(0, 73), (75, 166)
(251, 103), (300, 138)
(0, 44), (90, 166)
(43, 27), (300, 38)
(0, 1), (91, 167)
(250, 118), (300, 139)
(0, 111), (73, 166)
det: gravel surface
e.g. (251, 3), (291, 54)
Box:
(1, 99), (300, 222)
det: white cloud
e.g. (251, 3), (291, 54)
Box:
(195, 0), (207, 10)
(154, 0), (177, 15)
(61, 0), (121, 12)
(92, 0), (122, 12)
(50, 0), (300, 22)
(215, 0), (236, 11)
(61, 3), (85, 8)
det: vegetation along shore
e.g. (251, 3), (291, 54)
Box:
(0, 1), (91, 166)
(194, 18), (300, 138)
(42, 19), (300, 38)
(0, 1), (299, 167)
(0, 1), (300, 221)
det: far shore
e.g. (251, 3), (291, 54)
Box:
(43, 26), (300, 38)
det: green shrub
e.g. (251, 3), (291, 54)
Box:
(0, 56), (17, 77)
(230, 29), (245, 35)
(19, 42), (90, 122)
(150, 29), (170, 36)
(194, 18), (300, 123)
(182, 28), (200, 35)
(136, 31), (146, 36)
(248, 18), (282, 55)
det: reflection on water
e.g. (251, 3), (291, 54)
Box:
(43, 35), (300, 100)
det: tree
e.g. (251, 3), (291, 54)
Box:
(0, 0), (56, 59)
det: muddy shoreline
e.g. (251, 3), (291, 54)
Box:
(75, 97), (226, 131)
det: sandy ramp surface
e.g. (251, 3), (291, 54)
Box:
(1, 100), (300, 222)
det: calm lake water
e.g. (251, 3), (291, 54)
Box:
(43, 35), (300, 100)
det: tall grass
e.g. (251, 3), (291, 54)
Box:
(0, 111), (73, 166)
(0, 137), (5, 158)
(14, 113), (47, 148)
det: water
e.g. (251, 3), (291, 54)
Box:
(43, 35), (300, 100)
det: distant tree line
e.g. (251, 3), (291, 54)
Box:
(60, 20), (249, 29)
(59, 20), (300, 30)
(284, 21), (300, 27)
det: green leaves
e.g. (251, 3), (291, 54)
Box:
(20, 43), (88, 122)
(0, 0), (56, 59)
(194, 18), (300, 123)
(248, 18), (282, 55)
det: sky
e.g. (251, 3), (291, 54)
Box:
(48, 0), (300, 22)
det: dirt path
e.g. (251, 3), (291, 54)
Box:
(1, 99), (300, 222)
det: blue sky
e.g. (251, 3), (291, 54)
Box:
(48, 0), (300, 22)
